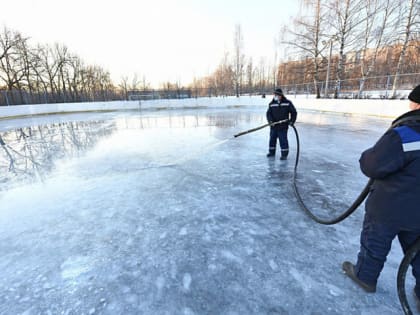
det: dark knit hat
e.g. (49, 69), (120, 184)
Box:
(274, 88), (283, 96)
(408, 85), (420, 104)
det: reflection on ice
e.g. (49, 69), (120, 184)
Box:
(0, 120), (115, 189)
(0, 112), (262, 189)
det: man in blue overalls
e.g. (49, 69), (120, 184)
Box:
(266, 88), (297, 160)
(342, 85), (420, 307)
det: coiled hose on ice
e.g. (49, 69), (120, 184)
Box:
(289, 117), (420, 315)
(235, 113), (420, 315)
(289, 123), (373, 225)
(289, 116), (420, 315)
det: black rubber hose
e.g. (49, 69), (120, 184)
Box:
(234, 113), (420, 314)
(289, 113), (420, 314)
(234, 119), (289, 138)
(290, 124), (373, 225)
(289, 123), (417, 313)
(289, 112), (420, 225)
(397, 237), (420, 315)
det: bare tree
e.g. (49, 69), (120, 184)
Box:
(390, 0), (419, 97)
(38, 44), (61, 102)
(326, 0), (367, 98)
(0, 25), (120, 105)
(119, 76), (129, 100)
(0, 27), (27, 104)
(130, 73), (141, 91)
(245, 57), (254, 93)
(141, 75), (150, 91)
(15, 37), (34, 103)
(191, 76), (201, 98)
(357, 0), (399, 97)
(257, 57), (267, 93)
(66, 54), (84, 102)
(271, 36), (280, 91)
(54, 44), (71, 102)
(233, 24), (245, 97)
(29, 44), (50, 103)
(286, 0), (327, 98)
(216, 51), (234, 96)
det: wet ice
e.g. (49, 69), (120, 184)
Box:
(0, 107), (411, 314)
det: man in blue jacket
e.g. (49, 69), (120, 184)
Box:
(266, 88), (297, 160)
(342, 85), (420, 300)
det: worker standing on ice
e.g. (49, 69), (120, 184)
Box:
(342, 85), (420, 307)
(266, 88), (297, 160)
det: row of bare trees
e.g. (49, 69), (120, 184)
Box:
(0, 26), (119, 105)
(282, 0), (419, 98)
(1, 0), (418, 105)
(0, 25), (195, 105)
(188, 24), (279, 98)
(189, 0), (419, 99)
(0, 23), (278, 103)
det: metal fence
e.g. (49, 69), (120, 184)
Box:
(0, 89), (123, 107)
(1, 73), (419, 106)
(275, 73), (420, 99)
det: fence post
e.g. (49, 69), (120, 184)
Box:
(359, 78), (364, 98)
(385, 75), (391, 99)
(337, 80), (341, 98)
(4, 90), (10, 106)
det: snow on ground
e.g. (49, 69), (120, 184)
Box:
(0, 94), (409, 121)
(0, 105), (415, 314)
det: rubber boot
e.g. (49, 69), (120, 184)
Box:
(280, 149), (288, 160)
(342, 261), (376, 293)
(266, 149), (275, 157)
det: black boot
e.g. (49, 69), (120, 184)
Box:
(342, 261), (376, 293)
(280, 149), (288, 160)
(266, 150), (275, 157)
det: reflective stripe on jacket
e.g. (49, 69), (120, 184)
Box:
(266, 97), (297, 129)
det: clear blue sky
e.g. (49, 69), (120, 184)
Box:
(0, 0), (300, 87)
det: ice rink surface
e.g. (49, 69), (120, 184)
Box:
(0, 107), (413, 314)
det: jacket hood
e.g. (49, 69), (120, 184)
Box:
(392, 109), (420, 127)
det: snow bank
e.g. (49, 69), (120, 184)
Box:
(0, 95), (409, 120)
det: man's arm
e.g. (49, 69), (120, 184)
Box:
(289, 102), (297, 124)
(359, 129), (405, 179)
(266, 104), (273, 123)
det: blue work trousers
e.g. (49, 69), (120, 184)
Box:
(268, 128), (289, 157)
(355, 211), (420, 295)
